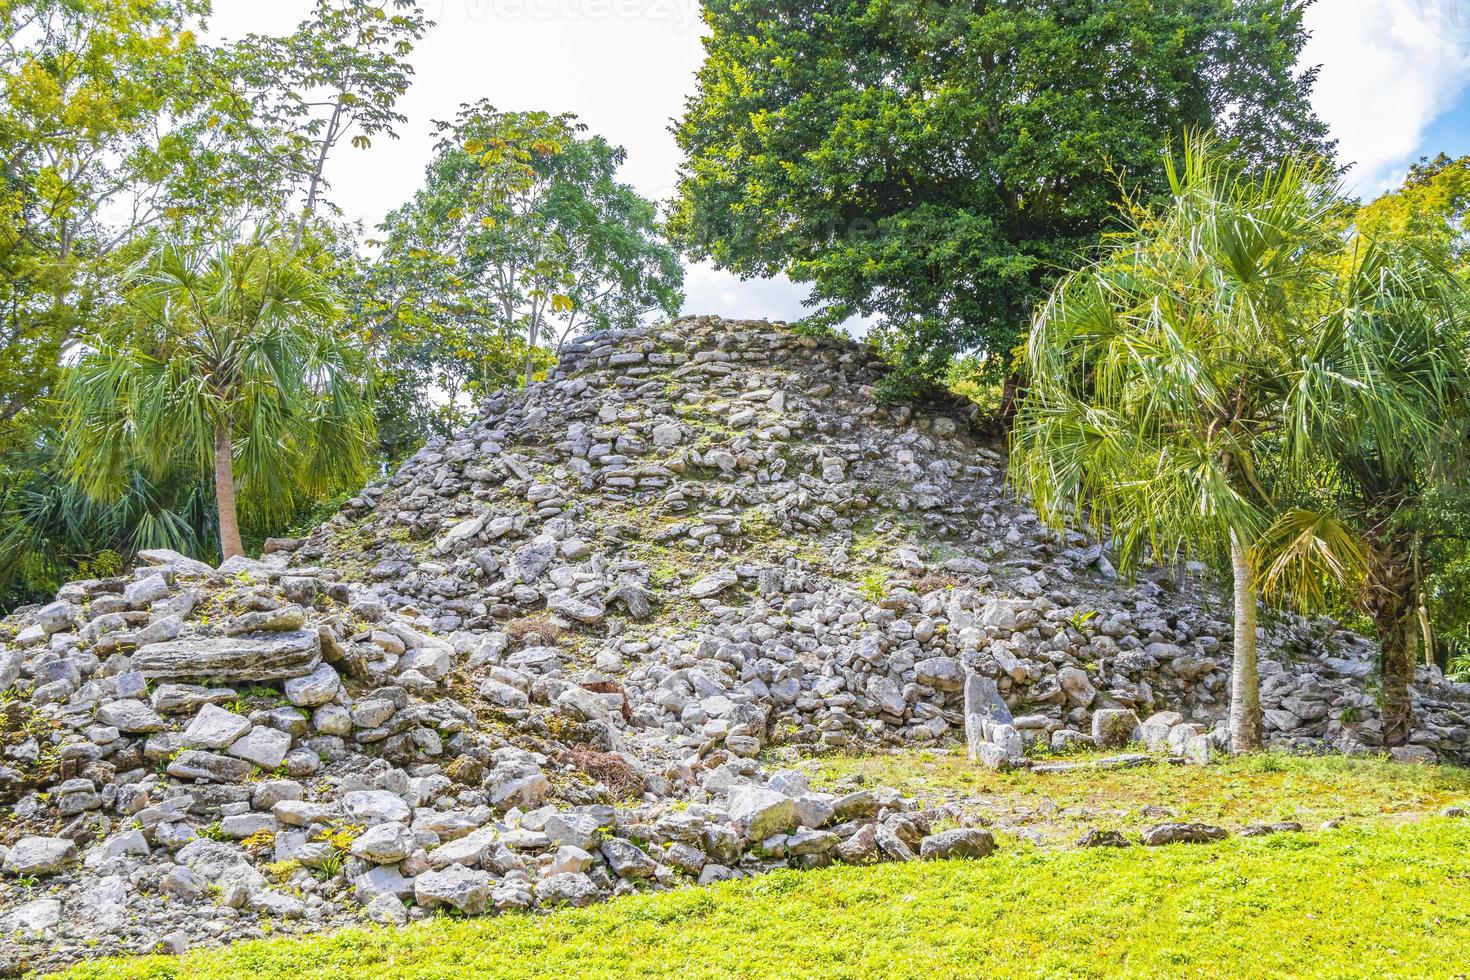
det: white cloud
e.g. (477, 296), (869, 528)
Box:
(1303, 0), (1470, 195)
(679, 262), (809, 323)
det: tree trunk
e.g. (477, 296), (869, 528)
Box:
(213, 423), (244, 561)
(1366, 535), (1417, 746)
(1229, 532), (1262, 753)
(997, 370), (1027, 423)
(293, 98), (343, 252)
(523, 315), (539, 388)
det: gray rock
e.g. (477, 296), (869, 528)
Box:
(727, 785), (796, 841)
(415, 864), (492, 913)
(34, 600), (78, 635)
(133, 630), (321, 681)
(350, 822), (416, 864)
(479, 679), (529, 711)
(353, 864), (415, 903)
(152, 683), (236, 715)
(167, 750), (254, 782)
(343, 789), (412, 825)
(1140, 822), (1229, 846)
(250, 888), (306, 918)
(964, 674), (1013, 761)
(226, 726), (293, 769)
(547, 592), (606, 624)
(537, 871), (600, 908)
(5, 897), (61, 931)
(221, 813), (276, 839)
(600, 838), (657, 879)
(182, 703), (252, 750)
(835, 823), (880, 864)
(124, 575), (171, 607)
(225, 604), (306, 634)
(1058, 667), (1097, 707)
(3, 836), (78, 875)
(138, 548), (215, 576)
(175, 838), (265, 891)
(689, 570), (739, 598)
(284, 664), (341, 707)
(915, 656), (964, 692)
(400, 644), (452, 681)
(95, 699), (167, 733)
(161, 865), (207, 899)
(549, 845), (595, 875)
(366, 892), (410, 925)
(545, 812), (602, 850)
(513, 539), (558, 580)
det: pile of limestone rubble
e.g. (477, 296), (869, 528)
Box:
(3, 316), (1468, 972)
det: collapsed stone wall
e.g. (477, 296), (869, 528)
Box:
(1, 315), (1467, 971)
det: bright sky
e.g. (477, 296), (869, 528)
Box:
(210, 0), (1470, 325)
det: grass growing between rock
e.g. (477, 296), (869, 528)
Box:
(791, 749), (1470, 838)
(60, 817), (1470, 979)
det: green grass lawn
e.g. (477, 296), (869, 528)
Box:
(54, 755), (1470, 980)
(793, 749), (1470, 840)
(59, 819), (1470, 979)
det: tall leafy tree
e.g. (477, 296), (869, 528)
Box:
(1010, 142), (1350, 753)
(372, 102), (682, 428)
(0, 0), (211, 434)
(672, 0), (1334, 397)
(223, 0), (430, 246)
(1354, 154), (1470, 273)
(62, 235), (375, 559)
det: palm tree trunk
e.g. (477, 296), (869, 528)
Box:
(1366, 535), (1417, 746)
(1229, 532), (1262, 753)
(213, 423), (244, 561)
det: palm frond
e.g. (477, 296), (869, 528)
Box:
(1256, 507), (1368, 612)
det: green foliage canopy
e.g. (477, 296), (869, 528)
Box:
(369, 102), (683, 452)
(672, 0), (1334, 384)
(61, 235), (376, 557)
(0, 0), (211, 433)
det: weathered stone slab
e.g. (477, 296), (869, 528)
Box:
(132, 630), (321, 682)
(964, 673), (1013, 762)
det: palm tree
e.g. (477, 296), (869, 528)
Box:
(1259, 241), (1470, 745)
(1009, 139), (1348, 753)
(63, 235), (374, 560)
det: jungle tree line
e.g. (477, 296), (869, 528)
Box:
(0, 0), (682, 591)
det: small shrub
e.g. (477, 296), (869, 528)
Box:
(911, 574), (959, 595)
(265, 859), (302, 883)
(506, 616), (568, 645)
(860, 571), (888, 602)
(77, 549), (124, 579)
(568, 745), (644, 801)
(313, 819), (364, 851)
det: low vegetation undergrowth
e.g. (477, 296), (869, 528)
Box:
(60, 817), (1470, 979)
(792, 749), (1470, 838)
